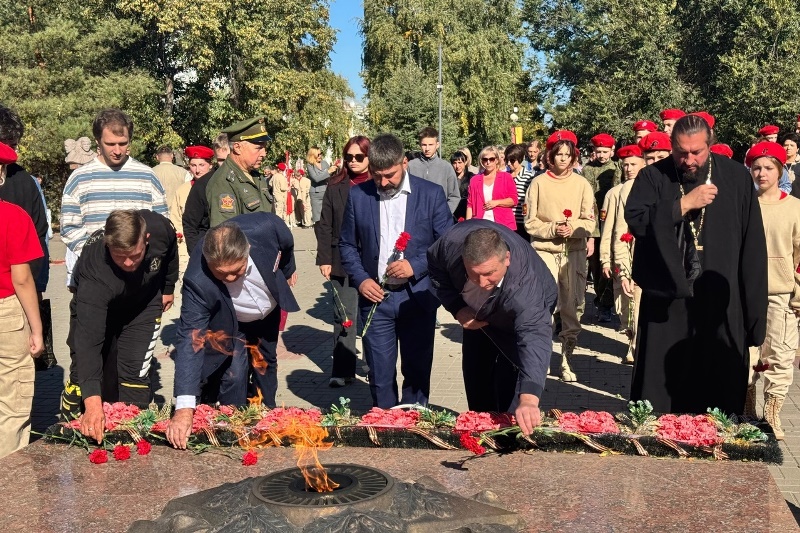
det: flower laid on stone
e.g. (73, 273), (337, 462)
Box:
(88, 449), (108, 464)
(656, 414), (721, 447)
(66, 401), (142, 431)
(113, 444), (131, 461)
(242, 450), (258, 466)
(455, 411), (514, 432)
(557, 411), (620, 434)
(192, 404), (221, 432)
(254, 407), (322, 433)
(136, 440), (152, 456)
(358, 407), (420, 428)
(459, 432), (486, 456)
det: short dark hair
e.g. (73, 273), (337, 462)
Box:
(418, 127), (438, 142)
(504, 143), (527, 164)
(156, 145), (173, 155)
(781, 132), (800, 145)
(450, 151), (467, 163)
(671, 115), (711, 146)
(203, 222), (250, 265)
(104, 210), (146, 250)
(546, 140), (578, 168)
(0, 105), (24, 146)
(369, 134), (405, 171)
(463, 228), (509, 264)
(92, 108), (134, 141)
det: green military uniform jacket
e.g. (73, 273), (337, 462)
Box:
(581, 159), (621, 237)
(206, 158), (274, 227)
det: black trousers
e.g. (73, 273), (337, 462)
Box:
(330, 274), (358, 379)
(588, 237), (613, 309)
(64, 296), (162, 418)
(462, 327), (519, 413)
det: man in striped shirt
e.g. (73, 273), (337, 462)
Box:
(60, 109), (168, 286)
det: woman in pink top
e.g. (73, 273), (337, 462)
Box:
(465, 145), (518, 230)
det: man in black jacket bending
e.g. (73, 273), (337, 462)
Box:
(60, 209), (178, 443)
(427, 220), (557, 434)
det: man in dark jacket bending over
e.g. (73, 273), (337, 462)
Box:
(427, 220), (557, 434)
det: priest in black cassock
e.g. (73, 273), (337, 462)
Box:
(624, 114), (767, 415)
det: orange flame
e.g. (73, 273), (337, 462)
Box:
(248, 387), (263, 406)
(247, 343), (268, 375)
(287, 419), (339, 492)
(191, 329), (268, 375)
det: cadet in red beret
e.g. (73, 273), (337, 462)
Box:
(583, 132), (620, 324)
(0, 141), (17, 167)
(710, 144), (733, 159)
(638, 132), (672, 166)
(611, 144), (647, 363)
(659, 109), (686, 135)
(632, 120), (658, 143)
(746, 139), (800, 439)
(689, 111), (716, 129)
(180, 145), (220, 257)
(758, 125), (779, 143)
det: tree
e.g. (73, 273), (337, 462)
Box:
(361, 0), (528, 153)
(523, 0), (699, 145)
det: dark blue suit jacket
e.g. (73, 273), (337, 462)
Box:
(174, 212), (299, 398)
(339, 174), (453, 310)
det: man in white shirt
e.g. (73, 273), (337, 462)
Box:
(166, 213), (298, 449)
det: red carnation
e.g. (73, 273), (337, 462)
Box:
(457, 217), (465, 223)
(342, 319), (353, 328)
(394, 232), (411, 252)
(614, 266), (621, 275)
(242, 450), (259, 466)
(88, 449), (108, 464)
(459, 432), (486, 455)
(620, 233), (634, 243)
(176, 232), (183, 239)
(753, 361), (770, 373)
(113, 445), (131, 461)
(563, 209), (572, 219)
(136, 440), (152, 456)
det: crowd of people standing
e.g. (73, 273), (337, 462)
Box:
(1, 101), (799, 458)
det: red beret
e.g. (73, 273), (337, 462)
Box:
(745, 141), (787, 167)
(616, 145), (643, 159)
(689, 111), (715, 129)
(590, 133), (615, 148)
(546, 130), (578, 150)
(758, 125), (779, 136)
(184, 145), (214, 160)
(638, 132), (672, 152)
(0, 142), (17, 165)
(297, 168), (305, 175)
(277, 162), (287, 171)
(710, 143), (733, 159)
(660, 109), (686, 121)
(632, 120), (658, 132)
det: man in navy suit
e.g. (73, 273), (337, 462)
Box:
(340, 133), (453, 408)
(166, 212), (298, 449)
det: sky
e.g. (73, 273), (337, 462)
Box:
(329, 1), (367, 103)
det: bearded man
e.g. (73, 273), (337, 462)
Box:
(624, 114), (767, 415)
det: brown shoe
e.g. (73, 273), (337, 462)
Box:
(764, 394), (785, 440)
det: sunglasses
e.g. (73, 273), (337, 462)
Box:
(481, 157), (497, 163)
(344, 153), (366, 163)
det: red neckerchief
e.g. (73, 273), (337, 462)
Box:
(350, 171), (370, 186)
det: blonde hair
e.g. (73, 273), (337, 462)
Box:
(477, 145), (500, 166)
(306, 146), (322, 161)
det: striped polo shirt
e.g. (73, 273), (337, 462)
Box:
(60, 157), (168, 254)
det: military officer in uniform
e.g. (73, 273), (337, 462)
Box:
(206, 117), (274, 227)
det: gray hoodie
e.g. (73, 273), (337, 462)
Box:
(408, 154), (460, 213)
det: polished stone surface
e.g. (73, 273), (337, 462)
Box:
(0, 441), (796, 532)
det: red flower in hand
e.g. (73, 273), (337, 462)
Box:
(342, 319), (353, 328)
(614, 266), (621, 275)
(563, 209), (572, 219)
(88, 449), (108, 464)
(394, 232), (412, 252)
(113, 445), (131, 461)
(620, 233), (634, 243)
(457, 217), (465, 223)
(136, 440), (152, 456)
(242, 450), (259, 466)
(753, 361), (770, 373)
(459, 432), (486, 455)
(176, 232), (183, 239)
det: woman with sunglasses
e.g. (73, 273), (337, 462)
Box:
(465, 146), (518, 230)
(315, 136), (371, 387)
(524, 131), (595, 383)
(450, 151), (473, 220)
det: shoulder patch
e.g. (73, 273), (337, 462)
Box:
(219, 194), (235, 212)
(85, 230), (105, 247)
(149, 257), (161, 272)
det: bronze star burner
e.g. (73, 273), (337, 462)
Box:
(129, 463), (524, 532)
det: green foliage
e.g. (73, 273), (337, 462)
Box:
(616, 400), (658, 433)
(706, 407), (735, 430)
(417, 406), (456, 428)
(361, 0), (529, 153)
(321, 397), (359, 427)
(734, 423), (767, 442)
